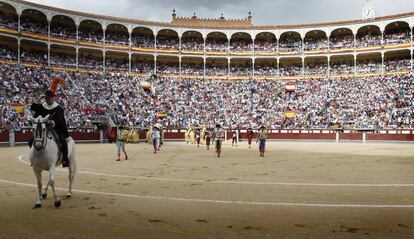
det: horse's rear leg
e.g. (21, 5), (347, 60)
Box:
(49, 167), (61, 208)
(33, 169), (43, 209)
(66, 157), (77, 198)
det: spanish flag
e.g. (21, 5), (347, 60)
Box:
(11, 104), (25, 113)
(285, 83), (296, 92)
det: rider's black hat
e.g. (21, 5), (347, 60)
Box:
(44, 90), (55, 97)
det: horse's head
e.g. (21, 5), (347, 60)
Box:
(29, 114), (50, 151)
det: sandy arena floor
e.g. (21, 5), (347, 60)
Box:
(0, 141), (413, 239)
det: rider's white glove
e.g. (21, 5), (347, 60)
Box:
(47, 120), (55, 127)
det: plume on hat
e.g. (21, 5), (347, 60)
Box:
(50, 77), (65, 95)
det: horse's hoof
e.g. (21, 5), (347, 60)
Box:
(54, 200), (62, 208)
(42, 193), (47, 199)
(33, 203), (41, 209)
(65, 194), (72, 199)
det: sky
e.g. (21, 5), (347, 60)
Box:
(25, 0), (414, 26)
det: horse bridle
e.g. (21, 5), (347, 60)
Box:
(31, 113), (55, 151)
(32, 121), (49, 151)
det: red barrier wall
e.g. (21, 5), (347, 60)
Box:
(165, 132), (185, 140)
(0, 131), (8, 142)
(13, 131), (100, 142)
(267, 133), (336, 140)
(5, 130), (414, 143)
(15, 132), (32, 142)
(162, 132), (414, 141)
(71, 132), (100, 141)
(339, 133), (363, 141)
(367, 134), (414, 141)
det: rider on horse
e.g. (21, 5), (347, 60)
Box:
(30, 90), (70, 167)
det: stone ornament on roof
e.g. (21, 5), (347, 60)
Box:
(362, 0), (376, 20)
(171, 9), (253, 28)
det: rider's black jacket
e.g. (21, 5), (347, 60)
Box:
(30, 103), (70, 138)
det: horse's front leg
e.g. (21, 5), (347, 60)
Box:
(42, 181), (49, 200)
(49, 166), (61, 208)
(33, 169), (43, 209)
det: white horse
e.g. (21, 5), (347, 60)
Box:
(29, 114), (77, 208)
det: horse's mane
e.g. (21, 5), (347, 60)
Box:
(47, 125), (60, 144)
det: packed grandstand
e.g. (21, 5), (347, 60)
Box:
(0, 0), (413, 132)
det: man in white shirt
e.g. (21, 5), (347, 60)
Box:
(212, 124), (225, 158)
(150, 125), (161, 154)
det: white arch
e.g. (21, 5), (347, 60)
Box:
(279, 56), (303, 62)
(254, 57), (278, 62)
(50, 14), (77, 29)
(0, 1), (18, 15)
(0, 33), (18, 42)
(181, 30), (204, 39)
(254, 31), (277, 40)
(131, 52), (155, 58)
(330, 53), (354, 58)
(205, 30), (229, 40)
(304, 55), (328, 62)
(329, 27), (355, 37)
(205, 31), (229, 41)
(20, 38), (48, 48)
(132, 26), (155, 36)
(279, 30), (303, 40)
(78, 47), (104, 53)
(384, 20), (411, 33)
(181, 56), (204, 62)
(205, 56), (228, 61)
(230, 31), (253, 40)
(105, 50), (129, 57)
(50, 44), (76, 50)
(102, 21), (129, 32)
(79, 19), (104, 31)
(156, 28), (179, 37)
(356, 52), (382, 58)
(303, 29), (328, 38)
(230, 57), (254, 63)
(356, 24), (382, 35)
(79, 17), (104, 29)
(383, 49), (411, 57)
(20, 7), (48, 22)
(50, 13), (76, 24)
(156, 55), (180, 67)
(106, 23), (129, 33)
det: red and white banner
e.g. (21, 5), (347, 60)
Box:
(285, 83), (296, 92)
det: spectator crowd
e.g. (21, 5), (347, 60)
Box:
(1, 62), (413, 132)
